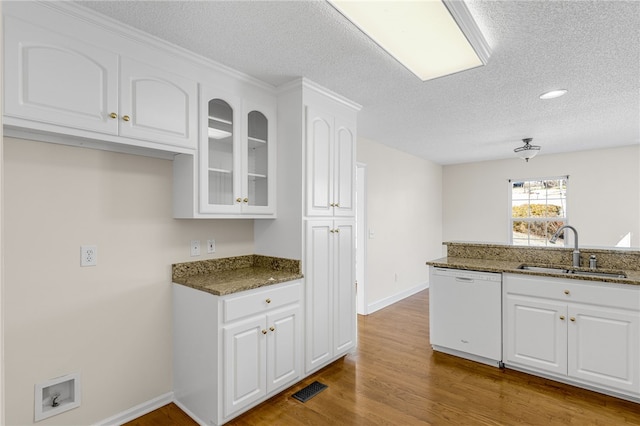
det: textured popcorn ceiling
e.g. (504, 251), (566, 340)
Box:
(77, 0), (640, 165)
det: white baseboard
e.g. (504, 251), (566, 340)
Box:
(366, 282), (429, 314)
(95, 391), (174, 426)
(173, 399), (209, 426)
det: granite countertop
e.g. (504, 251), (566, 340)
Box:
(172, 255), (303, 296)
(426, 242), (640, 286)
(428, 256), (640, 285)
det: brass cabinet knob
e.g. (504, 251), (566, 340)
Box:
(560, 315), (565, 320)
(570, 317), (576, 322)
(122, 115), (131, 122)
(335, 229), (340, 233)
(330, 203), (335, 207)
(564, 290), (570, 295)
(265, 298), (271, 304)
(335, 203), (339, 207)
(269, 326), (275, 332)
(262, 329), (267, 335)
(109, 112), (118, 119)
(243, 198), (249, 203)
(236, 198), (242, 203)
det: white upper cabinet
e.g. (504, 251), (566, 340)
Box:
(306, 107), (356, 217)
(243, 102), (275, 215)
(119, 58), (197, 149)
(195, 85), (276, 217)
(3, 2), (197, 154)
(200, 90), (243, 214)
(3, 13), (119, 135)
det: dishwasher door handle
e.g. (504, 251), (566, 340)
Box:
(455, 277), (474, 282)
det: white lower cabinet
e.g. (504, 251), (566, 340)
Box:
(305, 219), (356, 373)
(223, 304), (300, 418)
(504, 273), (640, 399)
(173, 280), (302, 425)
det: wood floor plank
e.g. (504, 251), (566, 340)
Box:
(127, 290), (640, 425)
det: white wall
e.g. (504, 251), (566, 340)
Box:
(357, 137), (442, 311)
(443, 145), (640, 248)
(3, 138), (254, 425)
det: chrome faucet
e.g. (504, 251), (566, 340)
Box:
(549, 225), (580, 267)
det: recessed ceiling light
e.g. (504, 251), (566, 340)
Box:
(539, 89), (568, 100)
(328, 0), (491, 82)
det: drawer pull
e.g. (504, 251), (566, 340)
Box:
(265, 298), (271, 304)
(269, 326), (275, 332)
(262, 329), (267, 335)
(564, 290), (570, 295)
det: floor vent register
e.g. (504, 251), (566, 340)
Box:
(291, 381), (328, 403)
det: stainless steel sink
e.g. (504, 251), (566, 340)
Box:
(519, 265), (570, 274)
(518, 264), (626, 279)
(568, 270), (627, 279)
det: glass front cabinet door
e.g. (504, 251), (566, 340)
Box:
(199, 85), (276, 216)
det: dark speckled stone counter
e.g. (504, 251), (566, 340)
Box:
(427, 242), (640, 286)
(172, 255), (303, 296)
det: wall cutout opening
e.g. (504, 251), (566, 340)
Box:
(34, 372), (81, 422)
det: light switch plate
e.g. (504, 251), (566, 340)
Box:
(207, 239), (216, 254)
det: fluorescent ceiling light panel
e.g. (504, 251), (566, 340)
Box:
(329, 0), (491, 81)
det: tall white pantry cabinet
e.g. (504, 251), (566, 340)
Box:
(255, 79), (361, 375)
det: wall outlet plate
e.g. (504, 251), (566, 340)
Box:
(80, 245), (97, 267)
(190, 240), (201, 257)
(207, 239), (215, 254)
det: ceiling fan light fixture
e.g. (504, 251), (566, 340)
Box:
(514, 138), (541, 162)
(539, 89), (568, 100)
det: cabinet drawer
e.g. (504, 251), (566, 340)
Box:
(504, 274), (639, 310)
(223, 281), (301, 323)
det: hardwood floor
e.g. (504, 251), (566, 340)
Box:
(126, 290), (640, 425)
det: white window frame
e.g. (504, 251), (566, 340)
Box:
(508, 176), (569, 246)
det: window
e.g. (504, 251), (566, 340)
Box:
(509, 177), (568, 246)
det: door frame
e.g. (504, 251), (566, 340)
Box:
(356, 163), (368, 315)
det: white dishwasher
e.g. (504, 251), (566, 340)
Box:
(429, 267), (503, 367)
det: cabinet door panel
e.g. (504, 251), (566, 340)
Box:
(120, 58), (197, 148)
(199, 87), (242, 214)
(334, 220), (356, 355)
(333, 120), (356, 217)
(305, 221), (333, 372)
(4, 15), (118, 134)
(306, 108), (333, 216)
(505, 295), (567, 375)
(223, 317), (266, 418)
(242, 100), (276, 215)
(267, 305), (301, 393)
(568, 306), (640, 394)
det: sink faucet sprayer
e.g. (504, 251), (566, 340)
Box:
(549, 225), (580, 267)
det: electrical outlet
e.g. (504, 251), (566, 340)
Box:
(207, 239), (216, 254)
(81, 245), (98, 267)
(190, 240), (201, 257)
